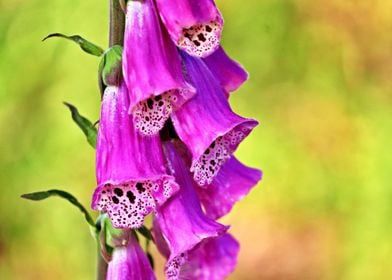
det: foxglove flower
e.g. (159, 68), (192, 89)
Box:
(172, 51), (258, 186)
(107, 232), (156, 280)
(123, 0), (195, 136)
(203, 46), (249, 94)
(155, 0), (223, 57)
(179, 233), (239, 280)
(153, 141), (228, 279)
(92, 81), (178, 228)
(197, 157), (262, 220)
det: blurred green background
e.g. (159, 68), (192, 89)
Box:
(1, 0), (392, 279)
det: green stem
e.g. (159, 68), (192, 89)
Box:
(96, 213), (107, 280)
(96, 244), (108, 280)
(109, 0), (125, 47)
(96, 1), (126, 279)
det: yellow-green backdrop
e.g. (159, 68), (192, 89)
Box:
(1, 0), (392, 279)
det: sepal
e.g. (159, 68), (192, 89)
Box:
(63, 102), (97, 149)
(42, 33), (104, 57)
(21, 189), (95, 228)
(102, 214), (131, 248)
(99, 45), (123, 87)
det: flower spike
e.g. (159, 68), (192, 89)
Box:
(92, 81), (179, 229)
(172, 51), (258, 186)
(155, 0), (224, 57)
(123, 0), (195, 136)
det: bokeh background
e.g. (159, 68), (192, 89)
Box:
(1, 0), (392, 279)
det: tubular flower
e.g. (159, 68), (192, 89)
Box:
(153, 141), (228, 279)
(197, 157), (262, 220)
(92, 81), (179, 229)
(155, 0), (223, 57)
(171, 51), (258, 186)
(107, 232), (156, 280)
(123, 0), (195, 136)
(203, 46), (249, 94)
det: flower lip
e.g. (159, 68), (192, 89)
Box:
(190, 118), (258, 186)
(203, 46), (249, 93)
(177, 18), (223, 57)
(197, 156), (262, 219)
(155, 0), (224, 57)
(132, 87), (195, 136)
(92, 175), (178, 229)
(178, 234), (240, 280)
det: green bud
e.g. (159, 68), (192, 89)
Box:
(99, 45), (123, 87)
(43, 33), (104, 57)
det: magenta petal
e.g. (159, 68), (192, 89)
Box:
(92, 83), (179, 229)
(154, 141), (228, 279)
(198, 157), (262, 220)
(203, 46), (249, 93)
(172, 51), (258, 186)
(180, 233), (240, 280)
(107, 233), (156, 280)
(123, 0), (195, 135)
(155, 0), (223, 57)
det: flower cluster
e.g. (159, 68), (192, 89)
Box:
(93, 0), (262, 279)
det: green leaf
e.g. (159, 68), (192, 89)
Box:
(43, 33), (104, 57)
(21, 189), (95, 228)
(100, 45), (123, 87)
(63, 102), (97, 148)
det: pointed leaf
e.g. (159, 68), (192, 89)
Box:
(63, 102), (97, 148)
(98, 62), (106, 99)
(21, 189), (95, 227)
(43, 33), (104, 56)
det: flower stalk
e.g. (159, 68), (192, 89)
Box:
(109, 0), (125, 47)
(96, 1), (126, 279)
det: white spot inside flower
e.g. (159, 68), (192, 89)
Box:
(95, 178), (177, 228)
(166, 253), (188, 280)
(133, 91), (175, 136)
(178, 21), (221, 57)
(192, 128), (247, 186)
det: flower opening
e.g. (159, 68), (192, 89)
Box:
(155, 0), (223, 57)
